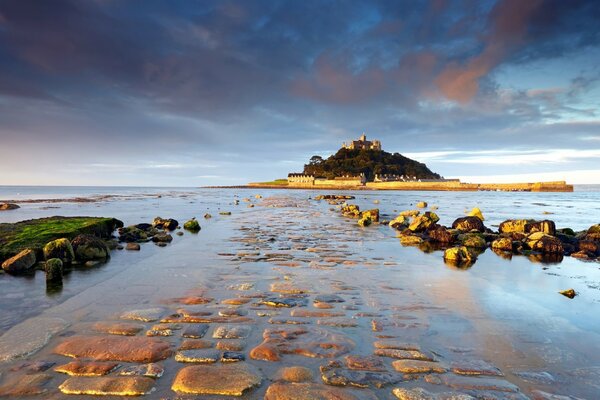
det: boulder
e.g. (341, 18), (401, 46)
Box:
(71, 234), (109, 262)
(408, 212), (439, 232)
(1, 249), (36, 274)
(491, 237), (513, 252)
(578, 240), (599, 256)
(0, 203), (20, 211)
(498, 219), (531, 234)
(152, 233), (173, 243)
(460, 233), (487, 249)
(360, 209), (379, 223)
(452, 216), (485, 232)
(134, 223), (153, 231)
(399, 235), (423, 246)
(388, 215), (407, 230)
(416, 201), (427, 208)
(467, 207), (484, 221)
(400, 210), (420, 217)
(357, 216), (372, 227)
(499, 219), (556, 235)
(341, 204), (360, 218)
(526, 232), (564, 254)
(443, 246), (476, 266)
(152, 217), (178, 231)
(43, 238), (75, 263)
(428, 226), (456, 243)
(118, 227), (148, 243)
(183, 219), (201, 232)
(525, 220), (556, 236)
(45, 258), (63, 281)
(585, 224), (600, 241)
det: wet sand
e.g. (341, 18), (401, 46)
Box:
(0, 192), (599, 398)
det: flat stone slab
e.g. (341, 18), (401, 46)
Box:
(59, 376), (155, 396)
(375, 348), (434, 361)
(392, 360), (448, 374)
(118, 363), (164, 378)
(320, 360), (400, 388)
(0, 317), (68, 362)
(0, 373), (52, 396)
(393, 387), (476, 399)
(213, 325), (251, 339)
(425, 374), (521, 393)
(265, 382), (371, 400)
(259, 297), (308, 308)
(175, 349), (220, 363)
(317, 317), (358, 327)
(172, 364), (262, 396)
(182, 324), (209, 338)
(373, 340), (421, 351)
(92, 321), (145, 336)
(120, 308), (165, 322)
(345, 355), (387, 371)
(54, 335), (172, 362)
(451, 360), (504, 376)
(55, 361), (120, 376)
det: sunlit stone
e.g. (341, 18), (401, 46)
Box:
(59, 376), (155, 396)
(54, 335), (172, 362)
(54, 360), (120, 376)
(172, 364), (262, 396)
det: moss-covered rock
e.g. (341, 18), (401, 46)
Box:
(408, 212), (439, 232)
(460, 233), (487, 249)
(416, 201), (427, 208)
(71, 234), (110, 262)
(389, 215), (407, 230)
(400, 210), (420, 217)
(498, 219), (532, 234)
(152, 217), (179, 231)
(491, 237), (513, 252)
(183, 219), (201, 232)
(118, 226), (148, 243)
(0, 217), (123, 262)
(152, 233), (173, 243)
(399, 234), (423, 246)
(452, 216), (485, 232)
(341, 204), (360, 218)
(43, 238), (75, 263)
(1, 249), (36, 274)
(357, 216), (372, 227)
(360, 209), (379, 223)
(45, 258), (63, 281)
(526, 232), (563, 254)
(428, 226), (457, 243)
(443, 246), (476, 266)
(525, 220), (556, 236)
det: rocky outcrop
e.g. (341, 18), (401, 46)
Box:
(408, 212), (439, 232)
(452, 216), (485, 233)
(152, 217), (178, 231)
(499, 219), (555, 235)
(71, 234), (109, 262)
(1, 249), (36, 274)
(0, 203), (20, 211)
(526, 232), (564, 254)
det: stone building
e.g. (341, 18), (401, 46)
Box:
(342, 134), (381, 151)
(287, 173), (315, 184)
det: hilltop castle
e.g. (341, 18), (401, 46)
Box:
(342, 134), (381, 151)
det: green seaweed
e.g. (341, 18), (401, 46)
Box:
(0, 216), (123, 261)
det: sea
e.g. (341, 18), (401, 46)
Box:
(0, 185), (599, 398)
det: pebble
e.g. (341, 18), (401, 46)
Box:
(125, 243), (141, 251)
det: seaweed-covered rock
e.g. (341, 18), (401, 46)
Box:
(452, 216), (485, 232)
(428, 226), (456, 243)
(578, 240), (599, 256)
(491, 237), (513, 252)
(341, 204), (360, 218)
(152, 217), (178, 231)
(444, 246), (476, 266)
(399, 235), (423, 246)
(118, 227), (148, 243)
(585, 224), (600, 241)
(0, 203), (20, 211)
(183, 219), (201, 232)
(408, 212), (439, 233)
(357, 216), (372, 227)
(526, 232), (563, 254)
(2, 249), (36, 274)
(460, 233), (487, 249)
(360, 209), (379, 223)
(71, 234), (109, 262)
(498, 219), (531, 234)
(45, 258), (63, 281)
(389, 215), (407, 230)
(43, 238), (75, 263)
(152, 233), (173, 243)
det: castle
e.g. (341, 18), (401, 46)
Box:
(342, 134), (381, 151)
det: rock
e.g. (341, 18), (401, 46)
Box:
(71, 234), (110, 261)
(118, 226), (148, 242)
(212, 325), (251, 339)
(152, 232), (173, 243)
(0, 316), (68, 362)
(392, 387), (476, 400)
(45, 258), (63, 281)
(54, 360), (120, 376)
(204, 213), (212, 218)
(400, 209), (420, 217)
(451, 360), (503, 376)
(526, 232), (564, 254)
(152, 217), (178, 230)
(120, 308), (165, 322)
(220, 211), (232, 215)
(59, 376), (155, 396)
(416, 201), (427, 208)
(525, 220), (556, 236)
(315, 294), (345, 303)
(265, 382), (364, 400)
(54, 335), (172, 362)
(578, 240), (600, 256)
(428, 226), (457, 243)
(408, 212), (439, 232)
(179, 339), (213, 350)
(175, 349), (220, 363)
(0, 373), (52, 396)
(399, 234), (424, 246)
(499, 219), (531, 234)
(341, 204), (361, 218)
(118, 363), (164, 378)
(358, 216), (372, 227)
(374, 348), (434, 361)
(182, 324), (209, 339)
(345, 355), (387, 371)
(0, 202), (19, 210)
(320, 360), (401, 388)
(425, 374), (520, 392)
(467, 207), (485, 221)
(460, 233), (487, 248)
(216, 339), (245, 351)
(559, 288), (576, 298)
(43, 238), (75, 263)
(392, 360), (447, 374)
(93, 321), (144, 336)
(2, 248), (36, 274)
(492, 237), (513, 252)
(389, 215), (408, 229)
(222, 351), (245, 362)
(373, 340), (421, 351)
(183, 218), (201, 232)
(172, 364), (262, 396)
(452, 216), (485, 232)
(126, 242), (141, 251)
(444, 246), (476, 266)
(280, 366), (314, 382)
(361, 209), (380, 222)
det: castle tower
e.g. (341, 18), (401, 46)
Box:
(360, 133), (366, 141)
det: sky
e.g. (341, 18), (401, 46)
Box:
(0, 0), (599, 186)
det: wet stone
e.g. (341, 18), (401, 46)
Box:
(182, 324), (209, 338)
(425, 374), (521, 392)
(392, 360), (448, 374)
(0, 373), (52, 396)
(175, 349), (220, 363)
(280, 366), (314, 382)
(118, 363), (164, 378)
(375, 348), (435, 361)
(259, 297), (308, 308)
(314, 301), (335, 309)
(172, 363), (262, 396)
(222, 297), (252, 305)
(10, 360), (55, 373)
(320, 360), (402, 388)
(219, 308), (248, 317)
(59, 376), (155, 396)
(54, 335), (172, 362)
(120, 308), (165, 322)
(451, 360), (504, 376)
(93, 321), (145, 336)
(317, 317), (358, 327)
(513, 370), (555, 384)
(222, 351), (245, 362)
(216, 339), (245, 351)
(54, 360), (120, 376)
(146, 327), (173, 337)
(178, 339), (213, 350)
(314, 294), (345, 303)
(271, 282), (309, 294)
(269, 317), (311, 325)
(392, 387), (476, 400)
(374, 340), (421, 351)
(265, 382), (367, 400)
(291, 309), (345, 318)
(213, 325), (251, 339)
(345, 354), (387, 371)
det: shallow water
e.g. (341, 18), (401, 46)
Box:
(0, 187), (599, 398)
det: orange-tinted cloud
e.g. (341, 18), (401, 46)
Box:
(436, 0), (544, 103)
